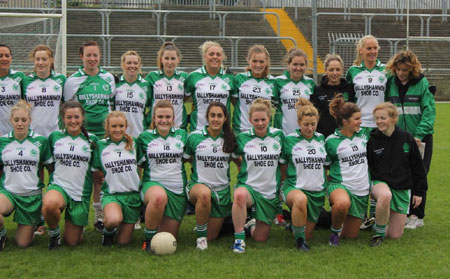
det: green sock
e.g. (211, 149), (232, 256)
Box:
(373, 223), (387, 238)
(103, 227), (116, 236)
(144, 228), (157, 240)
(0, 226), (6, 238)
(234, 231), (245, 240)
(292, 225), (306, 240)
(369, 198), (377, 218)
(331, 226), (342, 235)
(48, 226), (60, 237)
(195, 223), (208, 238)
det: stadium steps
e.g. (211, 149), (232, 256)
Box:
(263, 8), (324, 73)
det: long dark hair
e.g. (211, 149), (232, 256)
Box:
(60, 100), (96, 148)
(206, 102), (236, 153)
(329, 93), (360, 127)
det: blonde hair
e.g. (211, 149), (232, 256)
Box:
(296, 98), (319, 121)
(249, 98), (272, 119)
(284, 47), (308, 66)
(324, 53), (344, 70)
(10, 100), (32, 120)
(121, 50), (142, 74)
(150, 100), (174, 130)
(200, 41), (226, 66)
(246, 44), (270, 78)
(157, 42), (182, 70)
(104, 111), (134, 151)
(354, 35), (379, 65)
(373, 102), (398, 122)
(385, 50), (422, 80)
(29, 44), (54, 72)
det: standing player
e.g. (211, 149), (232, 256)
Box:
(275, 48), (315, 136)
(282, 98), (326, 251)
(385, 50), (435, 229)
(231, 98), (285, 253)
(92, 111), (143, 246)
(0, 44), (24, 136)
(146, 42), (188, 129)
(64, 41), (116, 232)
(326, 94), (370, 246)
(367, 102), (427, 246)
(0, 100), (52, 250)
(184, 102), (236, 250)
(232, 44), (278, 134)
(42, 101), (97, 249)
(346, 35), (387, 228)
(185, 41), (235, 131)
(311, 54), (354, 138)
(137, 100), (188, 251)
(22, 45), (65, 137)
(114, 50), (151, 138)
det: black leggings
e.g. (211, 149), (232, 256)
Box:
(409, 134), (433, 219)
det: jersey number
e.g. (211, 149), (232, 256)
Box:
(167, 85), (172, 92)
(1, 86), (5, 93)
(69, 146), (75, 152)
(127, 92), (133, 98)
(210, 85), (216, 91)
(212, 147), (218, 153)
(42, 87), (47, 93)
(260, 146), (267, 152)
(253, 87), (261, 93)
(307, 148), (316, 154)
(117, 151), (122, 157)
(18, 150), (23, 156)
(164, 145), (170, 151)
(351, 146), (359, 152)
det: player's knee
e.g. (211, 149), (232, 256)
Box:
(42, 201), (59, 216)
(15, 237), (32, 248)
(293, 193), (307, 208)
(333, 199), (350, 212)
(233, 189), (248, 205)
(150, 195), (167, 209)
(196, 191), (211, 206)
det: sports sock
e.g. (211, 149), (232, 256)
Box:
(48, 226), (60, 237)
(234, 231), (245, 240)
(93, 202), (104, 222)
(373, 223), (387, 238)
(0, 227), (6, 238)
(103, 227), (116, 236)
(331, 225), (342, 235)
(195, 223), (208, 238)
(369, 198), (377, 218)
(292, 225), (306, 240)
(144, 228), (157, 240)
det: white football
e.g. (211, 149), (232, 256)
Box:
(150, 232), (177, 255)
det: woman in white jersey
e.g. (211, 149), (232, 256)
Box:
(146, 42), (188, 130)
(232, 44), (278, 134)
(275, 48), (315, 135)
(64, 41), (116, 232)
(0, 44), (25, 136)
(346, 35), (387, 229)
(114, 51), (151, 138)
(185, 41), (235, 131)
(325, 94), (370, 246)
(42, 101), (97, 249)
(137, 100), (188, 252)
(22, 45), (65, 138)
(282, 98), (326, 251)
(0, 100), (52, 250)
(231, 98), (285, 253)
(93, 111), (143, 246)
(184, 102), (236, 250)
(366, 103), (427, 246)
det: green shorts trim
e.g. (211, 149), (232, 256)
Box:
(187, 183), (231, 218)
(102, 192), (142, 224)
(372, 181), (411, 214)
(327, 183), (369, 220)
(0, 189), (42, 226)
(47, 184), (90, 226)
(142, 181), (186, 222)
(236, 184), (280, 225)
(282, 186), (325, 223)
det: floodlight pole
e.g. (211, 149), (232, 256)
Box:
(62, 0), (67, 76)
(406, 0), (410, 50)
(312, 0), (318, 83)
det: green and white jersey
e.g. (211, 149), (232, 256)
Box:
(325, 128), (370, 196)
(137, 127), (187, 194)
(183, 127), (231, 191)
(346, 60), (387, 128)
(0, 130), (52, 194)
(63, 67), (116, 137)
(232, 71), (278, 134)
(185, 66), (234, 131)
(22, 71), (65, 137)
(146, 70), (188, 129)
(92, 138), (144, 194)
(283, 130), (327, 192)
(48, 130), (97, 201)
(232, 127), (285, 199)
(114, 75), (151, 137)
(275, 71), (315, 135)
(0, 70), (24, 136)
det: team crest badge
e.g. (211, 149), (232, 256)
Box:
(103, 84), (110, 91)
(13, 84), (19, 91)
(30, 149), (38, 157)
(402, 143), (410, 153)
(54, 85), (60, 92)
(82, 145), (90, 153)
(272, 143), (280, 151)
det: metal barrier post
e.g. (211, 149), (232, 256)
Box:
(312, 0), (318, 83)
